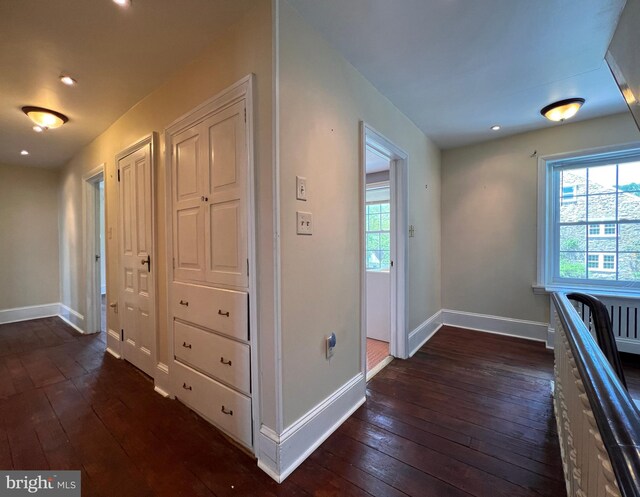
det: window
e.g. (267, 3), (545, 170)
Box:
(538, 146), (640, 293)
(588, 223), (617, 237)
(365, 183), (390, 271)
(587, 253), (617, 272)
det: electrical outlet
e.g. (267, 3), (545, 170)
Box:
(296, 176), (307, 201)
(296, 211), (313, 235)
(326, 332), (336, 359)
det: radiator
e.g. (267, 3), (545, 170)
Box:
(571, 295), (640, 354)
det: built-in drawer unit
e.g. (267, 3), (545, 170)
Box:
(172, 282), (248, 341)
(174, 320), (251, 395)
(173, 360), (252, 448)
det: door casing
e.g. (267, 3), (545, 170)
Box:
(360, 122), (408, 374)
(83, 164), (105, 334)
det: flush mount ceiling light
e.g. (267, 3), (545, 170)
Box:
(60, 75), (76, 86)
(113, 0), (131, 6)
(20, 150), (29, 156)
(540, 98), (585, 122)
(490, 125), (501, 131)
(22, 106), (68, 131)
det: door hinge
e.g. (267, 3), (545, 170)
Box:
(246, 258), (249, 276)
(173, 257), (175, 269)
(120, 329), (124, 341)
(391, 260), (394, 267)
(117, 169), (120, 182)
(244, 108), (246, 122)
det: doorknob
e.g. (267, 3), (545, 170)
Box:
(141, 254), (151, 272)
(95, 254), (100, 261)
(109, 302), (118, 314)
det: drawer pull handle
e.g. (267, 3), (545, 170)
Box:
(182, 383), (192, 391)
(218, 309), (230, 317)
(221, 406), (233, 416)
(182, 342), (192, 349)
(179, 300), (189, 306)
(220, 357), (232, 366)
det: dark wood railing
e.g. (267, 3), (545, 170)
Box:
(552, 292), (640, 497)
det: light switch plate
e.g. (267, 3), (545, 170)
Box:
(296, 211), (313, 235)
(296, 176), (307, 201)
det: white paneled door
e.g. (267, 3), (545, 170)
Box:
(118, 140), (155, 377)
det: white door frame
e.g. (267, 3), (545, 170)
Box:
(111, 133), (159, 373)
(360, 122), (408, 374)
(83, 164), (105, 334)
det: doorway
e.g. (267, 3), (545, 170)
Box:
(83, 165), (106, 335)
(361, 123), (408, 381)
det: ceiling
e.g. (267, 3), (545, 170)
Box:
(366, 147), (390, 174)
(288, 0), (630, 149)
(0, 0), (255, 168)
(0, 1), (631, 169)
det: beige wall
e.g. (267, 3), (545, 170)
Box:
(441, 112), (640, 324)
(0, 164), (60, 310)
(278, 1), (441, 426)
(58, 0), (273, 386)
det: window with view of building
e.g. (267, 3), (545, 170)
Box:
(539, 147), (640, 293)
(365, 183), (390, 271)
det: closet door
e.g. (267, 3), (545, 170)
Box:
(203, 100), (248, 288)
(118, 143), (155, 377)
(172, 125), (207, 283)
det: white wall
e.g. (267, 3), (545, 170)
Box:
(0, 164), (60, 311)
(278, 0), (441, 426)
(57, 0), (275, 423)
(441, 112), (640, 324)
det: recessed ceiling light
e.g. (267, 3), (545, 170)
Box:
(540, 98), (585, 122)
(490, 125), (501, 131)
(60, 75), (76, 86)
(20, 150), (29, 156)
(33, 125), (44, 133)
(22, 106), (69, 130)
(113, 0), (131, 6)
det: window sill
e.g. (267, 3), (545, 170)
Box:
(532, 283), (640, 300)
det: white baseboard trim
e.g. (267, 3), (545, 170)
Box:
(0, 303), (60, 325)
(58, 303), (86, 333)
(441, 309), (548, 343)
(408, 310), (443, 357)
(257, 372), (366, 483)
(106, 347), (122, 359)
(617, 337), (640, 355)
(546, 327), (555, 349)
(154, 362), (172, 398)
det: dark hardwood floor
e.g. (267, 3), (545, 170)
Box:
(4, 319), (636, 496)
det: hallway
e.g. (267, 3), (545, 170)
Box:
(0, 318), (615, 496)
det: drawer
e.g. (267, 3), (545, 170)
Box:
(174, 320), (251, 395)
(173, 360), (252, 448)
(172, 282), (248, 341)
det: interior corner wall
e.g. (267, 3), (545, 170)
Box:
(57, 0), (273, 399)
(0, 164), (60, 310)
(278, 0), (442, 427)
(441, 112), (640, 324)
